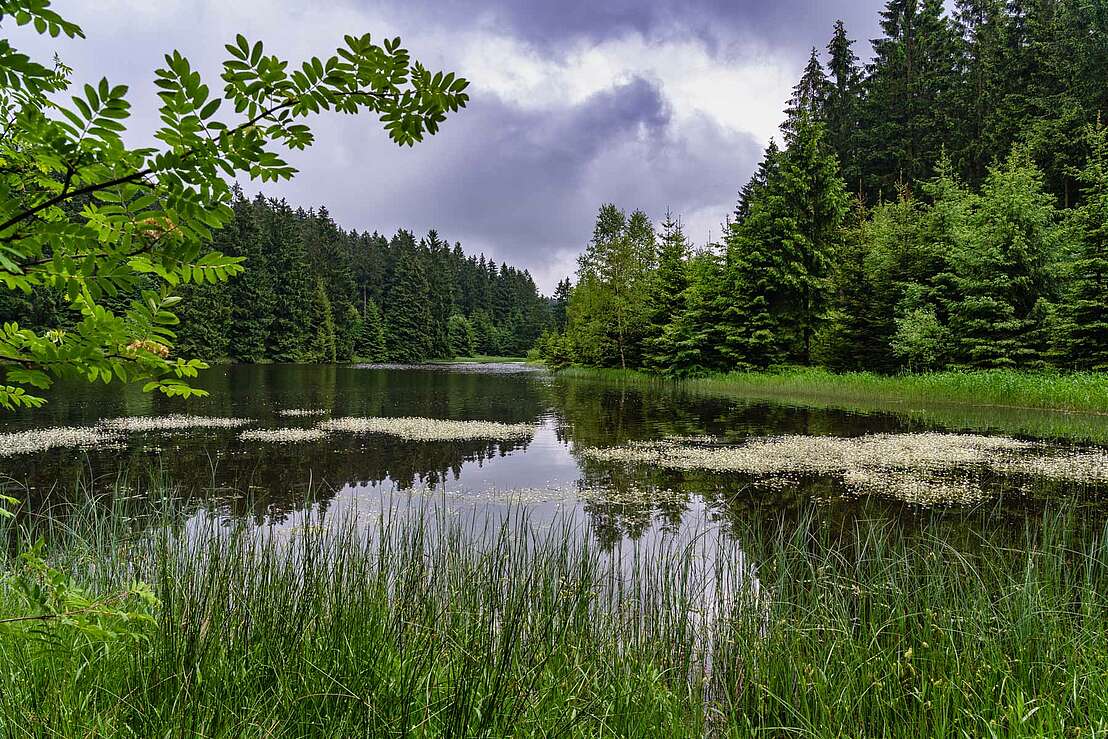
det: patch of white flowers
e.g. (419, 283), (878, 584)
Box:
(320, 416), (536, 442)
(239, 428), (329, 443)
(277, 409), (329, 418)
(582, 433), (1108, 506)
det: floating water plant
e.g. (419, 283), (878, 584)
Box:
(319, 416), (536, 442)
(0, 427), (117, 457)
(276, 409), (329, 418)
(582, 433), (1108, 506)
(100, 415), (253, 432)
(239, 428), (329, 443)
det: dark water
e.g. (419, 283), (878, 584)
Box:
(2, 363), (1104, 543)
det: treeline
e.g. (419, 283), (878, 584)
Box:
(1, 189), (552, 364)
(541, 0), (1108, 375)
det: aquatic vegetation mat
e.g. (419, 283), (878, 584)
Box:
(0, 427), (117, 457)
(319, 416), (537, 441)
(0, 416), (255, 457)
(239, 428), (329, 443)
(276, 408), (329, 418)
(583, 432), (1108, 505)
(100, 415), (254, 432)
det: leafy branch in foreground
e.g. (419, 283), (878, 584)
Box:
(0, 0), (469, 409)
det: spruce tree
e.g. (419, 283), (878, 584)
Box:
(825, 21), (863, 190)
(226, 192), (275, 362)
(779, 115), (851, 363)
(947, 148), (1061, 367)
(1065, 121), (1108, 369)
(384, 244), (433, 362)
(642, 211), (689, 371)
(355, 300), (387, 361)
(860, 0), (961, 199)
(669, 250), (726, 375)
(266, 200), (314, 362)
(447, 314), (475, 357)
(783, 47), (831, 136)
(308, 277), (337, 363)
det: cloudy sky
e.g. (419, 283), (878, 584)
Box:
(11, 1), (885, 292)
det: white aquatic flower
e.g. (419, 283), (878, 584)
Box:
(582, 432), (1101, 507)
(239, 428), (329, 443)
(276, 409), (329, 418)
(100, 415), (253, 432)
(0, 427), (117, 457)
(319, 416), (536, 442)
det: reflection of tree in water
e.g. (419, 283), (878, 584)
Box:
(8, 433), (534, 523)
(550, 373), (1108, 545)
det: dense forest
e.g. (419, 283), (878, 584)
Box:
(543, 0), (1108, 375)
(0, 189), (552, 364)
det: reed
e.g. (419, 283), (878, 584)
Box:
(3, 486), (1108, 736)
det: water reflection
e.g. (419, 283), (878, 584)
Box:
(4, 364), (1108, 542)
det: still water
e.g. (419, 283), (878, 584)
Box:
(3, 363), (1107, 542)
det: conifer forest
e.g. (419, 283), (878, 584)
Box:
(543, 0), (1108, 377)
(10, 1), (1108, 736)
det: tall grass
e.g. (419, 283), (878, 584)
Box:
(4, 489), (1108, 736)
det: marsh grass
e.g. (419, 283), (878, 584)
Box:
(4, 488), (1108, 737)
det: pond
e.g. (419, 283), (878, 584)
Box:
(3, 363), (1108, 543)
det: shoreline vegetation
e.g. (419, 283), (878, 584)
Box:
(555, 366), (1108, 445)
(558, 365), (1108, 414)
(4, 492), (1108, 736)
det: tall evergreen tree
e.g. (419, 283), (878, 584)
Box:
(783, 48), (831, 137)
(384, 243), (434, 362)
(266, 200), (314, 362)
(947, 148), (1062, 367)
(1065, 121), (1108, 369)
(355, 300), (387, 361)
(227, 192), (275, 362)
(825, 20), (864, 192)
(307, 277), (337, 364)
(642, 211), (690, 371)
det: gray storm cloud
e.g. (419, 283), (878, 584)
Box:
(7, 0), (888, 291)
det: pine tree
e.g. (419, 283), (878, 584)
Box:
(424, 230), (455, 358)
(175, 282), (231, 360)
(778, 115), (850, 362)
(823, 199), (890, 371)
(1065, 121), (1108, 369)
(384, 244), (433, 362)
(355, 300), (387, 361)
(308, 277), (337, 363)
(551, 278), (571, 331)
(669, 250), (726, 375)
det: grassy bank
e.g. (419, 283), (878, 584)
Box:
(4, 491), (1108, 736)
(560, 366), (1108, 443)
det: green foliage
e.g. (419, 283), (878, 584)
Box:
(641, 211), (689, 372)
(0, 0), (468, 408)
(307, 277), (336, 363)
(565, 205), (655, 369)
(384, 244), (432, 363)
(947, 149), (1062, 367)
(447, 313), (474, 357)
(891, 306), (950, 371)
(356, 300), (387, 361)
(1065, 120), (1108, 369)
